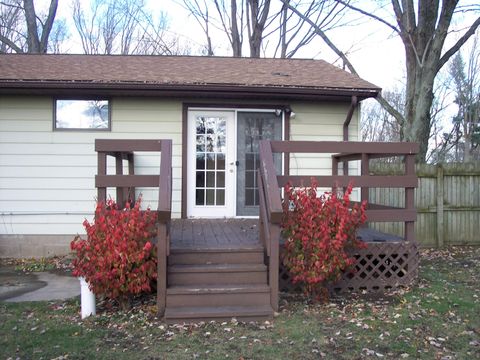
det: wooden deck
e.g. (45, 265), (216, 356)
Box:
(94, 139), (420, 323)
(170, 219), (403, 248)
(170, 219), (261, 249)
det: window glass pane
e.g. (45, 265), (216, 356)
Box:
(245, 171), (255, 187)
(56, 100), (109, 129)
(245, 189), (255, 206)
(196, 136), (205, 152)
(196, 171), (205, 187)
(217, 154), (225, 170)
(196, 189), (204, 205)
(196, 118), (206, 134)
(216, 171), (225, 187)
(216, 190), (225, 205)
(206, 154), (215, 169)
(206, 189), (215, 205)
(206, 171), (215, 187)
(196, 154), (205, 170)
(206, 135), (214, 152)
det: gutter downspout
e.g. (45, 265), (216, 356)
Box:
(342, 96), (358, 176)
(343, 95), (358, 141)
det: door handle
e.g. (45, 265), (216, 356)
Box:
(230, 161), (240, 166)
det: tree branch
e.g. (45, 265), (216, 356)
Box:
(0, 33), (23, 53)
(335, 0), (400, 34)
(284, 0), (358, 76)
(437, 15), (480, 72)
(376, 92), (406, 128)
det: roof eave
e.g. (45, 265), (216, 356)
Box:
(0, 81), (380, 101)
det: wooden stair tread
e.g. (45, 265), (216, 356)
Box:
(168, 263), (266, 272)
(167, 284), (270, 294)
(165, 304), (274, 320)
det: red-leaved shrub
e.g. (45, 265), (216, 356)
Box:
(71, 197), (157, 309)
(281, 180), (367, 299)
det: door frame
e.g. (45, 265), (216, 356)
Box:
(181, 103), (291, 219)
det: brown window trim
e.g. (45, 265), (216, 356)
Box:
(53, 97), (112, 132)
(181, 102), (291, 219)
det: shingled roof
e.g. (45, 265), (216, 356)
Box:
(0, 54), (380, 100)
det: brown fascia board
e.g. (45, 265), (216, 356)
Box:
(0, 80), (380, 101)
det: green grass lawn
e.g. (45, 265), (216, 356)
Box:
(1, 247), (479, 360)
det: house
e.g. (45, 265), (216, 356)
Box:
(1, 54), (419, 321)
(0, 54), (380, 258)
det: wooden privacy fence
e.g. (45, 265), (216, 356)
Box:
(369, 163), (480, 247)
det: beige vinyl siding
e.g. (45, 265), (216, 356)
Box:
(289, 101), (359, 174)
(1, 96), (357, 237)
(0, 96), (182, 236)
(289, 101), (360, 198)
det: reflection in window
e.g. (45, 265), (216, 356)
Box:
(55, 100), (110, 130)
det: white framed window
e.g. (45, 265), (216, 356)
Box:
(54, 99), (110, 130)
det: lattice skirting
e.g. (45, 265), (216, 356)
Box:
(279, 241), (419, 293)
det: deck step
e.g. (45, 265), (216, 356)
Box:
(169, 247), (264, 265)
(164, 304), (274, 324)
(167, 284), (270, 307)
(168, 263), (267, 285)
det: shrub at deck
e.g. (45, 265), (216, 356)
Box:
(71, 197), (157, 309)
(281, 180), (367, 299)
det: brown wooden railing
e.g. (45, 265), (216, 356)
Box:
(95, 139), (172, 316)
(258, 140), (419, 308)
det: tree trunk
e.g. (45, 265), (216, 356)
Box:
(23, 0), (40, 52)
(23, 0), (58, 53)
(231, 0), (242, 57)
(247, 0), (270, 58)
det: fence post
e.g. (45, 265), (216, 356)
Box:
(436, 164), (444, 248)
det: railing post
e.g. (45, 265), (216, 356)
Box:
(361, 153), (369, 203)
(128, 153), (135, 202)
(404, 154), (416, 242)
(97, 152), (107, 202)
(157, 222), (167, 316)
(269, 224), (280, 312)
(115, 153), (125, 207)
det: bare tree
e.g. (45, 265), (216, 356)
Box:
(361, 89), (404, 143)
(180, 0), (215, 55)
(72, 0), (185, 55)
(0, 0), (60, 53)
(286, 0), (480, 162)
(435, 37), (480, 163)
(181, 0), (347, 58)
(0, 0), (24, 52)
(246, 0), (271, 57)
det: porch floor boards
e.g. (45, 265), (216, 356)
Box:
(170, 219), (261, 250)
(169, 219), (404, 250)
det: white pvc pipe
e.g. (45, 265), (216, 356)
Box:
(79, 277), (96, 319)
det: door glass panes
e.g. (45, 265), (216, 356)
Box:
(195, 116), (227, 206)
(237, 112), (282, 215)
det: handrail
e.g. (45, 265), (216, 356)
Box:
(94, 139), (172, 317)
(258, 140), (419, 312)
(258, 140), (282, 312)
(259, 140), (283, 224)
(270, 140), (419, 155)
(158, 140), (172, 223)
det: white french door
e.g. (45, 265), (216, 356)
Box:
(187, 110), (236, 217)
